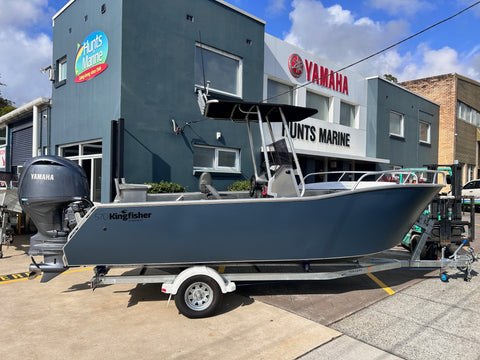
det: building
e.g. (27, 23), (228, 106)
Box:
(263, 35), (439, 175)
(40, 1), (441, 202)
(50, 0), (265, 201)
(367, 76), (439, 170)
(401, 73), (480, 183)
(263, 34), (388, 175)
(0, 97), (51, 183)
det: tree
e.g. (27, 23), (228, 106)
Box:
(384, 74), (398, 83)
(0, 74), (15, 116)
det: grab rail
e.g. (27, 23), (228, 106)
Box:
(302, 170), (447, 194)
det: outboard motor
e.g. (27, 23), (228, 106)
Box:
(18, 155), (92, 282)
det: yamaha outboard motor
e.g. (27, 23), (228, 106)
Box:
(18, 155), (92, 282)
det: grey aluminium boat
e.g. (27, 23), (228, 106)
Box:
(18, 98), (444, 282)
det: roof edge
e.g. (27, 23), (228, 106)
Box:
(367, 76), (441, 107)
(52, 1), (266, 26)
(0, 97), (51, 125)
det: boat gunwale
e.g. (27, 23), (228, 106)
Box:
(92, 182), (444, 209)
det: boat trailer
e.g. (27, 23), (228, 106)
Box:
(89, 214), (478, 318)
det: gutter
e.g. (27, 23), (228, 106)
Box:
(0, 97), (51, 126)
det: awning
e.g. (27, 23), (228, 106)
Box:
(204, 100), (318, 123)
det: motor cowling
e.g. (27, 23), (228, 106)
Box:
(18, 155), (91, 281)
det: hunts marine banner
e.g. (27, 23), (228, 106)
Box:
(75, 31), (109, 83)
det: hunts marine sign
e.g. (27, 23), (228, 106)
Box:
(75, 31), (109, 83)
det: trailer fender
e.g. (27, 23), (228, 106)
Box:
(161, 266), (236, 295)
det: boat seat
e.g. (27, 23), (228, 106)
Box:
(199, 172), (221, 199)
(268, 165), (300, 197)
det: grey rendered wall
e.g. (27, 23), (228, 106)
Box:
(120, 0), (265, 191)
(50, 0), (123, 202)
(369, 78), (439, 170)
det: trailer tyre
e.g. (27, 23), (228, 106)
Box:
(175, 275), (222, 318)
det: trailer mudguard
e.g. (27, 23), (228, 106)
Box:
(161, 266), (236, 295)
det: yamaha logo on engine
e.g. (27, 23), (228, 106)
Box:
(31, 173), (55, 181)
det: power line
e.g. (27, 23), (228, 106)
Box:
(264, 0), (480, 102)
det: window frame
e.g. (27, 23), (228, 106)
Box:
(58, 139), (102, 202)
(339, 101), (356, 128)
(193, 144), (241, 174)
(389, 110), (404, 138)
(194, 43), (243, 98)
(55, 55), (67, 88)
(267, 78), (294, 105)
(419, 120), (431, 144)
(0, 126), (7, 146)
(306, 90), (330, 121)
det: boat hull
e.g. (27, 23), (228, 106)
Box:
(64, 184), (441, 266)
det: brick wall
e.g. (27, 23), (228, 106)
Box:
(401, 74), (457, 165)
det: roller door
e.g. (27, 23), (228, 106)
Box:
(11, 126), (32, 166)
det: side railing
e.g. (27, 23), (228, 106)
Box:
(302, 170), (447, 194)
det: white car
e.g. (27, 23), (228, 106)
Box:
(462, 179), (480, 198)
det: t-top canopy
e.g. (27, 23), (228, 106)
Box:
(204, 99), (318, 123)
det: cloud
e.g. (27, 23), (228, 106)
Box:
(0, 0), (52, 106)
(283, 0), (480, 83)
(284, 0), (409, 74)
(0, 0), (48, 28)
(367, 0), (433, 16)
(267, 0), (287, 15)
(458, 0), (480, 18)
(397, 45), (480, 81)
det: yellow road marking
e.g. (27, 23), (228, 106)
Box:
(1, 277), (30, 284)
(366, 273), (396, 295)
(64, 267), (94, 274)
(0, 267), (94, 285)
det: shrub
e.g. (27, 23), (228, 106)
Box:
(227, 180), (250, 191)
(146, 181), (186, 193)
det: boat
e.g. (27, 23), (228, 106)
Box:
(18, 98), (444, 282)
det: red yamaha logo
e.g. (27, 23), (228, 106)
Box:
(288, 53), (303, 78)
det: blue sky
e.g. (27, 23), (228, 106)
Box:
(1, 0), (480, 106)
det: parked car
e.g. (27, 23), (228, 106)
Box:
(461, 179), (480, 211)
(462, 179), (480, 198)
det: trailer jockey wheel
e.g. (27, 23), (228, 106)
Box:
(175, 275), (222, 318)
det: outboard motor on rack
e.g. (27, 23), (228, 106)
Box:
(18, 155), (92, 282)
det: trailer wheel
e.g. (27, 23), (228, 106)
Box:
(175, 275), (222, 318)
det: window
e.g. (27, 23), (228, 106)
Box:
(195, 44), (242, 97)
(267, 79), (293, 105)
(193, 145), (240, 172)
(462, 180), (479, 189)
(306, 91), (329, 121)
(59, 140), (102, 202)
(0, 127), (6, 146)
(457, 101), (480, 127)
(419, 121), (431, 144)
(389, 111), (404, 137)
(340, 102), (355, 127)
(56, 56), (67, 87)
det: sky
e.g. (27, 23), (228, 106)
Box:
(0, 0), (479, 107)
